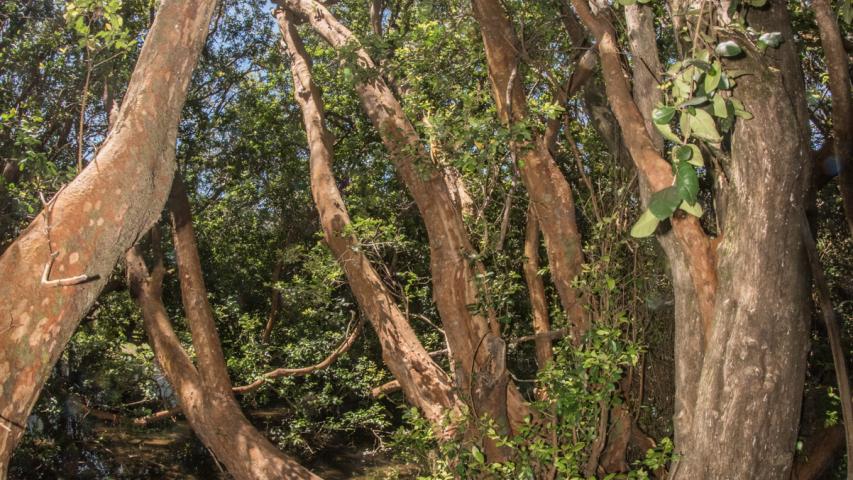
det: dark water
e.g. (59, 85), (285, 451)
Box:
(11, 413), (418, 479)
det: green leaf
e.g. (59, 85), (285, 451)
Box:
(655, 122), (682, 143)
(749, 0), (767, 6)
(679, 200), (704, 217)
(678, 96), (709, 108)
(688, 109), (722, 142)
(630, 209), (661, 238)
(686, 144), (704, 166)
(617, 0), (637, 5)
(676, 163), (700, 203)
(674, 145), (693, 162)
(704, 61), (722, 92)
(652, 106), (676, 124)
(730, 97), (753, 119)
(758, 32), (783, 49)
(713, 94), (728, 118)
(471, 446), (485, 464)
(649, 186), (683, 219)
(715, 40), (743, 57)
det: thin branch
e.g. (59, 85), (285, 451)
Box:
(233, 312), (364, 394)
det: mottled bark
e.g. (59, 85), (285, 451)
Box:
(276, 8), (462, 434)
(126, 183), (321, 480)
(812, 0), (853, 234)
(276, 0), (530, 442)
(472, 0), (587, 337)
(0, 0), (217, 471)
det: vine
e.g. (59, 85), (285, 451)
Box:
(628, 2), (784, 238)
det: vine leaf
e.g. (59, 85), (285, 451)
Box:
(630, 209), (661, 238)
(676, 163), (700, 204)
(688, 109), (722, 142)
(679, 200), (703, 217)
(649, 186), (683, 219)
(715, 40), (743, 57)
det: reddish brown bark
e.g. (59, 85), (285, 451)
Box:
(126, 182), (321, 480)
(275, 8), (462, 434)
(276, 0), (531, 444)
(472, 0), (587, 337)
(522, 205), (553, 369)
(569, 0), (717, 346)
(812, 0), (853, 235)
(0, 0), (217, 471)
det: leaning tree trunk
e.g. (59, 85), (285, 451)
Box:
(277, 0), (531, 452)
(126, 180), (321, 480)
(276, 8), (463, 434)
(471, 0), (587, 337)
(0, 0), (217, 471)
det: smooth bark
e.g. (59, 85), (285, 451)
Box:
(472, 0), (587, 337)
(277, 0), (530, 442)
(126, 182), (322, 480)
(522, 206), (553, 369)
(0, 0), (217, 471)
(275, 8), (462, 434)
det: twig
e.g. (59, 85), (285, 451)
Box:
(39, 185), (91, 287)
(233, 312), (364, 394)
(41, 251), (90, 287)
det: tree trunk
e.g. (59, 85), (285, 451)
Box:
(126, 181), (321, 480)
(570, 0), (812, 477)
(277, 0), (530, 444)
(471, 0), (587, 337)
(0, 0), (217, 471)
(812, 0), (853, 235)
(275, 8), (462, 434)
(674, 58), (811, 478)
(522, 205), (553, 370)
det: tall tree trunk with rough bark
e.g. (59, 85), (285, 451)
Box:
(275, 8), (462, 434)
(0, 0), (217, 471)
(570, 0), (812, 477)
(126, 180), (321, 480)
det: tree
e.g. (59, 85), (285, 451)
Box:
(0, 0), (218, 472)
(126, 179), (320, 480)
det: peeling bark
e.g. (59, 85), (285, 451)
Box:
(276, 8), (462, 434)
(0, 0), (218, 471)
